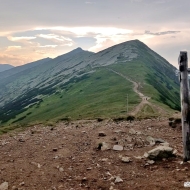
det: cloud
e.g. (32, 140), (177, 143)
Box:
(36, 27), (132, 37)
(37, 33), (74, 46)
(39, 45), (58, 48)
(85, 1), (96, 4)
(130, 0), (143, 3)
(144, 30), (180, 36)
(0, 53), (30, 66)
(6, 46), (22, 51)
(7, 36), (36, 41)
(34, 27), (133, 52)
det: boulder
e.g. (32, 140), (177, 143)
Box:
(146, 146), (175, 160)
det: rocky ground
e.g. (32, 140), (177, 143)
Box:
(0, 117), (189, 190)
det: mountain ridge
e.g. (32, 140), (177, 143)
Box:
(0, 39), (180, 126)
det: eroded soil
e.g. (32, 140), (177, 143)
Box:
(0, 118), (188, 190)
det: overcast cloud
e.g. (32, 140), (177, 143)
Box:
(0, 0), (190, 67)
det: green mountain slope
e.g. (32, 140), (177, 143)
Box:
(0, 40), (180, 128)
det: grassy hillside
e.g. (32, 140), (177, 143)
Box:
(0, 40), (180, 131)
(2, 68), (140, 127)
(109, 61), (180, 111)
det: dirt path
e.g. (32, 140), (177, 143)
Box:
(108, 69), (151, 115)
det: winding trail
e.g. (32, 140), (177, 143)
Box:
(108, 69), (168, 116)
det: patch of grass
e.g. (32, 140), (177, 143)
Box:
(136, 104), (159, 119)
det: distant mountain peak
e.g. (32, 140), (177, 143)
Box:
(0, 64), (14, 73)
(70, 47), (84, 54)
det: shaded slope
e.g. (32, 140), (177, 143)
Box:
(0, 58), (52, 79)
(0, 64), (14, 72)
(2, 68), (140, 124)
(0, 48), (93, 107)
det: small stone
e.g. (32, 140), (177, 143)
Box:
(173, 149), (178, 154)
(0, 182), (8, 190)
(58, 185), (64, 189)
(11, 186), (18, 190)
(136, 131), (142, 135)
(129, 128), (136, 135)
(134, 138), (144, 147)
(18, 139), (25, 142)
(97, 164), (101, 168)
(37, 163), (41, 168)
(146, 136), (155, 146)
(59, 167), (64, 172)
(31, 162), (41, 168)
(53, 148), (58, 152)
(147, 160), (155, 165)
(115, 176), (123, 183)
(134, 156), (143, 159)
(181, 167), (188, 171)
(121, 156), (131, 163)
(101, 158), (108, 162)
(144, 152), (149, 158)
(100, 142), (110, 151)
(19, 182), (25, 186)
(114, 130), (123, 133)
(99, 131), (106, 137)
(106, 172), (112, 176)
(82, 177), (87, 181)
(113, 145), (123, 151)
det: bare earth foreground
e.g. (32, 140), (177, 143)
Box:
(0, 118), (189, 190)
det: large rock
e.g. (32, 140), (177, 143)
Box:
(0, 182), (8, 190)
(145, 146), (175, 160)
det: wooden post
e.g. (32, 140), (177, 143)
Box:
(179, 51), (190, 161)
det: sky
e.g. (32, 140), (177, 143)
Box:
(0, 0), (190, 68)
